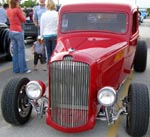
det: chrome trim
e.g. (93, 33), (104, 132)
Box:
(50, 60), (90, 128)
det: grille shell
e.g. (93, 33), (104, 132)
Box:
(50, 60), (90, 128)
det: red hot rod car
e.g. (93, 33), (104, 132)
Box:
(1, 1), (149, 137)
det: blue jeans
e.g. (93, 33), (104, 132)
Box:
(9, 31), (28, 73)
(44, 36), (57, 61)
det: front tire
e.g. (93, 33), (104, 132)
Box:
(1, 77), (32, 125)
(126, 83), (149, 136)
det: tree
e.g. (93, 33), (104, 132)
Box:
(147, 8), (150, 16)
(20, 0), (38, 8)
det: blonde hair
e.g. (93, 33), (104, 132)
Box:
(45, 0), (56, 10)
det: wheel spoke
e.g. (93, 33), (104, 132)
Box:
(17, 85), (31, 117)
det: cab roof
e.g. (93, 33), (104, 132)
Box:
(61, 0), (135, 6)
(60, 0), (137, 13)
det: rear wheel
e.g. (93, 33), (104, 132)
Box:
(1, 77), (32, 125)
(134, 40), (147, 72)
(0, 27), (6, 51)
(126, 83), (149, 136)
(8, 41), (13, 57)
(0, 27), (12, 61)
(5, 29), (12, 61)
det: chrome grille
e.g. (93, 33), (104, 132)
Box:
(50, 60), (90, 128)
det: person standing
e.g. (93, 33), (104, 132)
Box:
(7, 0), (31, 73)
(33, 0), (46, 35)
(33, 0), (46, 62)
(31, 36), (47, 71)
(3, 3), (9, 25)
(3, 3), (9, 10)
(40, 0), (58, 61)
(0, 3), (8, 24)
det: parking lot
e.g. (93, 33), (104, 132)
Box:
(0, 18), (150, 137)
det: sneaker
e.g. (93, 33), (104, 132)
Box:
(25, 70), (32, 73)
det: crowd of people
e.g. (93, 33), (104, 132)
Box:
(0, 0), (58, 73)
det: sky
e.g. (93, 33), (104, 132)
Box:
(56, 0), (150, 8)
(136, 0), (150, 8)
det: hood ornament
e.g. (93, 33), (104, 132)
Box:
(68, 48), (75, 52)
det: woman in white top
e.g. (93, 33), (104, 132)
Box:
(40, 0), (58, 61)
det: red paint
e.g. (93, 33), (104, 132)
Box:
(45, 2), (139, 132)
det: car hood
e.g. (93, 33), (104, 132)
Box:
(55, 35), (126, 57)
(64, 35), (120, 47)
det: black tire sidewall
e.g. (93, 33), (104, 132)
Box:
(1, 77), (32, 125)
(134, 40), (147, 72)
(126, 83), (149, 136)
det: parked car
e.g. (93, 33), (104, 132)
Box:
(0, 23), (12, 61)
(138, 10), (144, 24)
(139, 14), (144, 24)
(139, 9), (147, 19)
(24, 22), (38, 39)
(6, 8), (38, 40)
(23, 8), (38, 39)
(1, 2), (149, 137)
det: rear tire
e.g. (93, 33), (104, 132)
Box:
(126, 83), (149, 136)
(4, 29), (12, 61)
(134, 40), (147, 72)
(0, 26), (12, 61)
(1, 77), (32, 125)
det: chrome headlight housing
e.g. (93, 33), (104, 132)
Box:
(97, 87), (116, 107)
(26, 81), (46, 100)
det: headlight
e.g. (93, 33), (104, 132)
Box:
(26, 81), (46, 100)
(97, 87), (116, 106)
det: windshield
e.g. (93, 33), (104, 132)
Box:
(61, 12), (127, 33)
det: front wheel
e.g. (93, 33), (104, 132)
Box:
(126, 83), (149, 136)
(1, 77), (32, 125)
